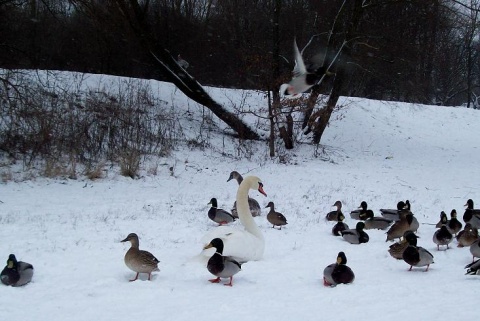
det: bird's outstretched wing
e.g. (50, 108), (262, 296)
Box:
(292, 39), (307, 78)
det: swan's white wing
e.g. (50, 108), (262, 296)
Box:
(200, 225), (237, 244)
(292, 39), (307, 77)
(200, 226), (264, 263)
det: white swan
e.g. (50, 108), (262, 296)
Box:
(200, 176), (267, 262)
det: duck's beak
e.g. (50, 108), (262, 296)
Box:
(120, 237), (129, 243)
(203, 243), (213, 250)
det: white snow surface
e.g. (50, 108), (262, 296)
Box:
(1, 73), (480, 320)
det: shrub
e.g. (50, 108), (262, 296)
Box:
(0, 70), (181, 178)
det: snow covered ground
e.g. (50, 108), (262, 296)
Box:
(1, 74), (480, 321)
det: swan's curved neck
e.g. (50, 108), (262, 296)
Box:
(237, 182), (263, 240)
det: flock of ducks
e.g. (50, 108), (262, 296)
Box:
(322, 198), (480, 280)
(4, 174), (480, 287)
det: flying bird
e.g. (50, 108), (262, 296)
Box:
(280, 39), (333, 98)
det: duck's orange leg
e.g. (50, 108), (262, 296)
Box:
(209, 277), (221, 283)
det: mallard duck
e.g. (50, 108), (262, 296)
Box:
(469, 238), (480, 262)
(349, 201), (363, 220)
(280, 39), (333, 98)
(380, 201), (407, 221)
(265, 201), (288, 230)
(227, 171), (262, 217)
(433, 215), (453, 250)
(204, 238), (242, 286)
(323, 252), (355, 286)
(405, 200), (412, 210)
(350, 201), (372, 220)
(448, 209), (462, 236)
(200, 176), (267, 263)
(326, 200), (343, 221)
(341, 222), (369, 244)
(463, 199), (480, 228)
(402, 231), (434, 271)
(398, 200), (417, 221)
(465, 199), (480, 214)
(363, 210), (393, 230)
(120, 233), (160, 281)
(407, 203), (419, 231)
(456, 223), (478, 247)
(208, 198), (236, 225)
(388, 236), (409, 260)
(465, 259), (480, 275)
(435, 211), (448, 228)
(386, 213), (418, 242)
(0, 254), (34, 287)
(332, 211), (349, 236)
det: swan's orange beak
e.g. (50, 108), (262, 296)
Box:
(258, 183), (267, 197)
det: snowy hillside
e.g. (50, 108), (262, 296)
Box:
(1, 74), (480, 321)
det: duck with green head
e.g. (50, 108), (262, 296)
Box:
(380, 201), (407, 221)
(433, 213), (453, 250)
(463, 199), (480, 228)
(402, 231), (434, 271)
(435, 211), (448, 228)
(447, 209), (462, 236)
(323, 252), (355, 286)
(204, 238), (242, 286)
(341, 222), (369, 244)
(208, 198), (236, 225)
(350, 201), (372, 220)
(1, 254), (34, 287)
(332, 211), (349, 236)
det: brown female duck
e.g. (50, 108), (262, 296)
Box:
(120, 233), (160, 281)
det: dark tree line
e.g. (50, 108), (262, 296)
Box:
(1, 0), (479, 106)
(1, 0), (480, 158)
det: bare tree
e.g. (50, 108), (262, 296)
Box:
(459, 0), (480, 107)
(71, 0), (260, 140)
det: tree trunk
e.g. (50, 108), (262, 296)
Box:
(312, 69), (344, 144)
(272, 0), (293, 150)
(114, 0), (259, 140)
(267, 90), (275, 157)
(279, 126), (293, 149)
